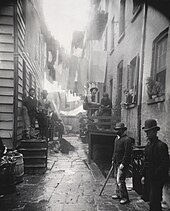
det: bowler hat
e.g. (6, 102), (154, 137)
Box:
(90, 87), (98, 92)
(142, 119), (160, 132)
(115, 122), (127, 130)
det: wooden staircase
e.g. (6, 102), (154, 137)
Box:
(19, 139), (48, 174)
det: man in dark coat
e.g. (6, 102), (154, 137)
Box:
(141, 119), (169, 211)
(23, 88), (38, 138)
(112, 122), (133, 204)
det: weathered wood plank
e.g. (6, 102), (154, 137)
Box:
(17, 13), (25, 34)
(0, 61), (14, 69)
(0, 113), (13, 121)
(0, 34), (14, 44)
(0, 78), (14, 87)
(0, 105), (13, 113)
(0, 96), (13, 104)
(0, 70), (14, 78)
(0, 16), (13, 25)
(0, 6), (13, 16)
(0, 121), (13, 130)
(0, 25), (13, 34)
(0, 43), (14, 52)
(0, 52), (14, 61)
(18, 96), (22, 108)
(18, 77), (22, 86)
(0, 87), (13, 96)
(0, 130), (13, 138)
(18, 84), (23, 94)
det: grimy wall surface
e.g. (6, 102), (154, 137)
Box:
(106, 1), (170, 148)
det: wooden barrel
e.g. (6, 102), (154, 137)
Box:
(0, 162), (16, 194)
(14, 153), (24, 184)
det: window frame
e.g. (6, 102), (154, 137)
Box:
(151, 28), (169, 95)
(125, 54), (139, 106)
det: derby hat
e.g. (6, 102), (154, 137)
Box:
(142, 119), (160, 132)
(115, 122), (127, 130)
(90, 86), (98, 92)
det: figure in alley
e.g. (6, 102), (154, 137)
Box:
(112, 122), (133, 205)
(141, 119), (169, 211)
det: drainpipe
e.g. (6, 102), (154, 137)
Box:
(137, 3), (148, 145)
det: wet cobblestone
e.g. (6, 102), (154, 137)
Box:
(0, 136), (151, 211)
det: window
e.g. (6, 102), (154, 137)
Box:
(110, 17), (114, 50)
(126, 55), (139, 104)
(119, 0), (125, 36)
(133, 0), (141, 14)
(152, 28), (168, 95)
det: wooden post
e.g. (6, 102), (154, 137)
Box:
(13, 0), (19, 149)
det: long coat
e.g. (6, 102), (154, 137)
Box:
(143, 138), (169, 183)
(112, 134), (133, 167)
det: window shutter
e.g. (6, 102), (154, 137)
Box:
(132, 54), (139, 103)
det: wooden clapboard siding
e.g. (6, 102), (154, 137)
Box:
(0, 2), (15, 148)
(0, 52), (14, 60)
(0, 87), (13, 96)
(0, 105), (13, 113)
(0, 121), (13, 130)
(12, 0), (26, 146)
(0, 78), (14, 87)
(0, 34), (14, 44)
(0, 113), (13, 121)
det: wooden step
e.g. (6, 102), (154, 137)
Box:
(20, 140), (47, 149)
(19, 148), (47, 157)
(24, 156), (47, 165)
(24, 164), (46, 168)
(24, 164), (47, 174)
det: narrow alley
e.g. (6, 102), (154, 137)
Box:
(0, 136), (149, 211)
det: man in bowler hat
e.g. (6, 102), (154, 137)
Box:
(141, 119), (169, 211)
(112, 122), (133, 204)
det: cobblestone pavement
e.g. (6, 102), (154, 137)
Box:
(0, 136), (151, 211)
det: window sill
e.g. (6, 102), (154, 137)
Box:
(121, 102), (136, 109)
(131, 5), (142, 23)
(110, 47), (114, 55)
(147, 95), (165, 105)
(118, 32), (125, 44)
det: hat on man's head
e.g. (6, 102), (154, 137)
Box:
(90, 86), (98, 92)
(115, 122), (127, 130)
(142, 119), (160, 132)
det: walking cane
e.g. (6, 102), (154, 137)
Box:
(99, 164), (114, 196)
